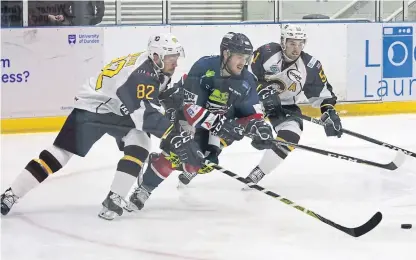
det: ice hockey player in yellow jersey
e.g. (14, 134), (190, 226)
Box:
(0, 33), (204, 220)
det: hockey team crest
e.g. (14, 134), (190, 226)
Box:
(209, 89), (229, 104)
(287, 69), (302, 83)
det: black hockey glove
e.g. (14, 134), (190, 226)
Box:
(244, 119), (274, 150)
(168, 130), (205, 167)
(210, 115), (245, 144)
(159, 85), (184, 111)
(321, 108), (342, 138)
(257, 83), (281, 117)
(205, 144), (221, 165)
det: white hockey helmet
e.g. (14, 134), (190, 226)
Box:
(147, 33), (185, 69)
(280, 24), (307, 50)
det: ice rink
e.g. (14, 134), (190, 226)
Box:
(1, 114), (416, 260)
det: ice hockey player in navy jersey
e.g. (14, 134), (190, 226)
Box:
(244, 24), (343, 186)
(124, 32), (274, 212)
(0, 33), (205, 220)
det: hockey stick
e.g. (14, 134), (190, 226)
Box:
(269, 137), (405, 171)
(205, 160), (382, 237)
(283, 109), (416, 159)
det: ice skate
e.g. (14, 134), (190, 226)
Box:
(242, 166), (265, 191)
(98, 191), (127, 220)
(124, 185), (151, 212)
(177, 171), (197, 189)
(1, 188), (19, 216)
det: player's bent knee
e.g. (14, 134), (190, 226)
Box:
(46, 145), (73, 167)
(272, 120), (303, 158)
(25, 145), (73, 183)
(122, 129), (151, 152)
(118, 145), (149, 178)
(274, 120), (303, 137)
(150, 154), (175, 179)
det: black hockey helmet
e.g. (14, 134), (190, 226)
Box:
(220, 32), (253, 57)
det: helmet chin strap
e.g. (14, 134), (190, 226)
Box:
(151, 53), (165, 71)
(151, 55), (173, 78)
(221, 55), (233, 77)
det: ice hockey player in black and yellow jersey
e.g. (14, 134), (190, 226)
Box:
(244, 24), (343, 186)
(0, 33), (205, 220)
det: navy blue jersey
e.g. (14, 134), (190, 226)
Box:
(181, 55), (263, 129)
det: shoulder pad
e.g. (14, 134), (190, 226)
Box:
(301, 51), (320, 69)
(252, 42), (281, 64)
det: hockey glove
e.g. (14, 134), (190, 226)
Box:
(169, 130), (205, 167)
(257, 83), (281, 117)
(205, 144), (221, 165)
(210, 115), (245, 144)
(321, 108), (342, 138)
(159, 85), (184, 111)
(244, 119), (274, 150)
(196, 144), (221, 175)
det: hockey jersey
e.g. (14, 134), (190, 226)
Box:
(74, 51), (172, 138)
(250, 42), (337, 111)
(180, 55), (264, 129)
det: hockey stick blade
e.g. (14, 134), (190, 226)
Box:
(336, 211), (382, 237)
(271, 139), (403, 171)
(206, 161), (382, 237)
(387, 150), (406, 170)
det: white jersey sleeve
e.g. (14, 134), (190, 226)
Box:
(74, 51), (149, 115)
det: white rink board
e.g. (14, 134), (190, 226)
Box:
(1, 27), (104, 118)
(1, 22), (416, 119)
(102, 25), (171, 63)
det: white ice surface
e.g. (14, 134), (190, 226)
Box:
(1, 114), (416, 260)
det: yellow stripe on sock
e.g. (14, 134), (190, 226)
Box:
(122, 155), (143, 167)
(34, 159), (53, 174)
(320, 104), (334, 109)
(220, 138), (228, 147)
(276, 137), (295, 151)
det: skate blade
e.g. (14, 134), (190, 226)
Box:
(123, 202), (139, 213)
(177, 180), (189, 189)
(241, 185), (255, 191)
(98, 207), (119, 221)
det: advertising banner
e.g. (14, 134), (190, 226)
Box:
(3, 22), (415, 120)
(347, 23), (416, 101)
(1, 27), (104, 118)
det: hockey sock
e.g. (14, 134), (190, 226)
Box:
(257, 128), (301, 175)
(141, 153), (175, 192)
(111, 145), (149, 198)
(11, 145), (72, 198)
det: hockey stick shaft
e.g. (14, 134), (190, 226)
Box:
(283, 109), (416, 158)
(205, 160), (382, 237)
(270, 137), (403, 170)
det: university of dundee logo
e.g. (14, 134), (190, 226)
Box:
(68, 34), (76, 45)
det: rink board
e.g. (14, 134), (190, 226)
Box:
(2, 101), (416, 134)
(2, 22), (416, 133)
